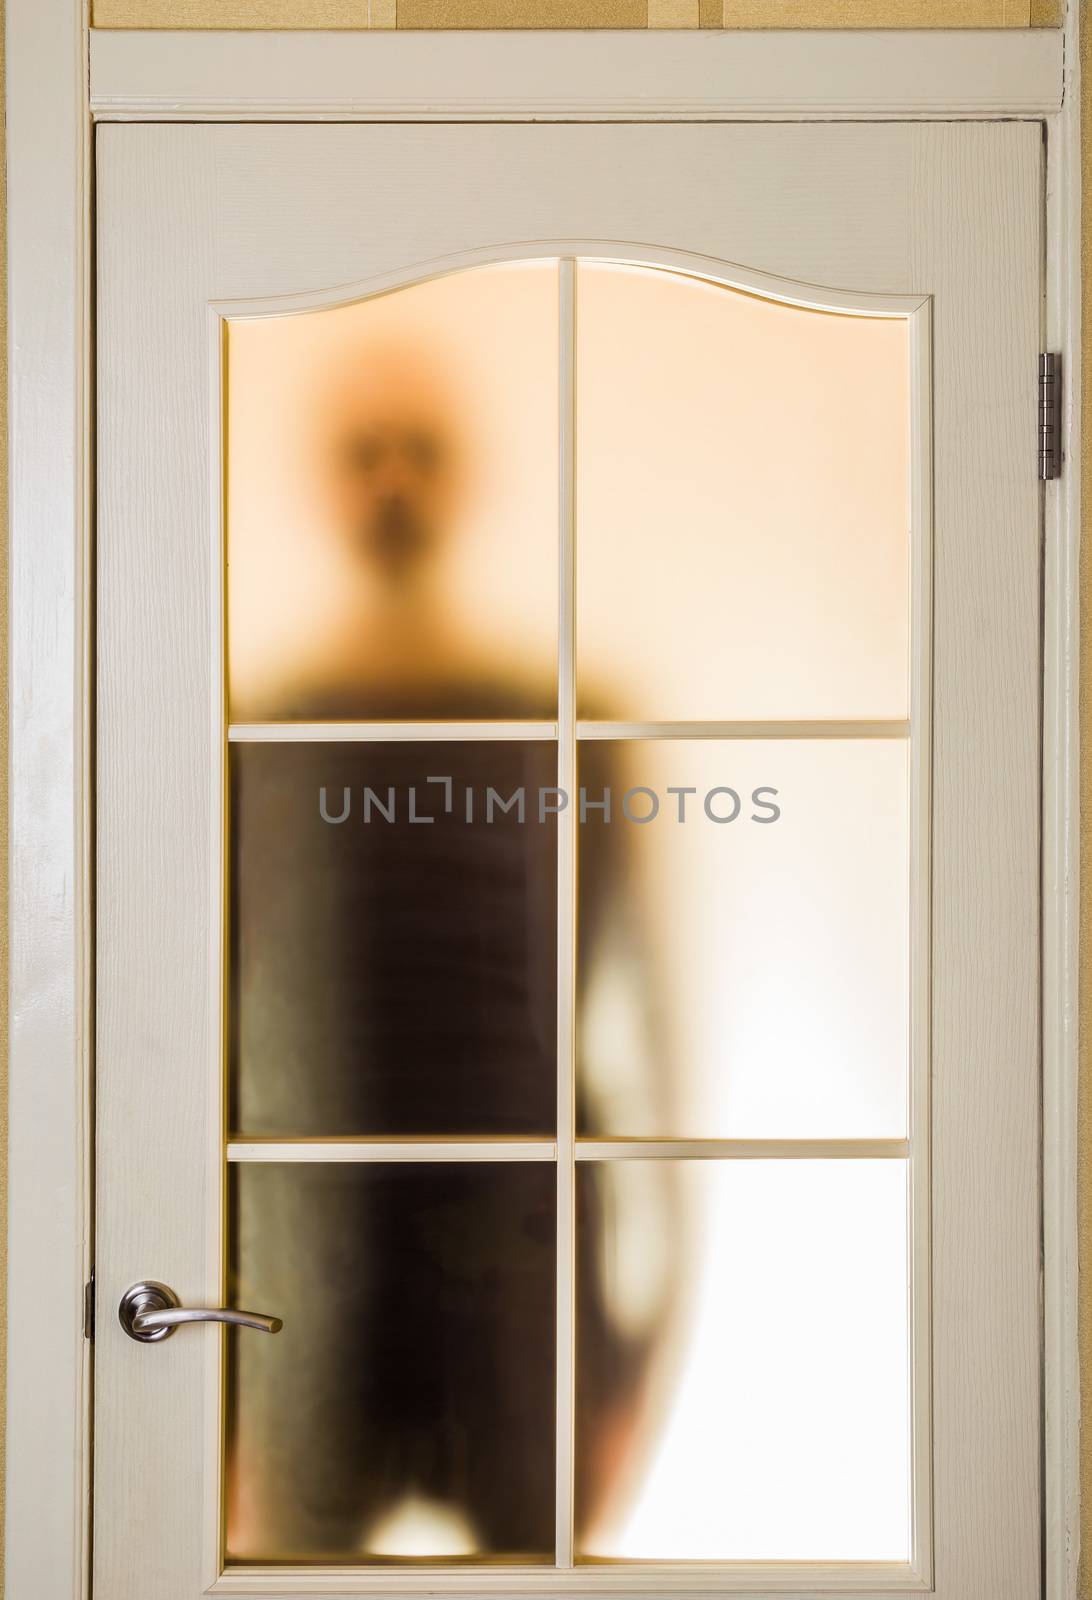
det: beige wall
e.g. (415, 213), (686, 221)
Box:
(0, 2), (1068, 1595)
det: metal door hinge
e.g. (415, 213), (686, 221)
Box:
(1039, 353), (1061, 481)
(84, 1270), (95, 1342)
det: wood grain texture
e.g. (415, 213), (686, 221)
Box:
(95, 126), (220, 1594)
(87, 31), (1065, 120)
(908, 121), (1042, 1599)
(94, 120), (1041, 1600)
(4, 0), (92, 1593)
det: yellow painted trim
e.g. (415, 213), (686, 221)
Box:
(90, 0), (1047, 23)
(648, 0), (700, 23)
(395, 0), (645, 24)
(723, 0), (1030, 25)
(92, 0), (372, 19)
(89, 0), (653, 20)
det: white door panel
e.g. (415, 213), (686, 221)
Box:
(94, 121), (1041, 1600)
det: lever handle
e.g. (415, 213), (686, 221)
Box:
(119, 1280), (282, 1343)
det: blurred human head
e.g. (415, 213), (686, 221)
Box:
(314, 343), (468, 588)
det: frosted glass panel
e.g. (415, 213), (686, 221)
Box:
(576, 739), (909, 1138)
(575, 263), (910, 721)
(226, 262), (558, 721)
(230, 739), (558, 1137)
(576, 1159), (910, 1561)
(227, 1162), (556, 1563)
(217, 256), (922, 1578)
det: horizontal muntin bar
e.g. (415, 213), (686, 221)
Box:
(211, 1557), (927, 1595)
(576, 720), (911, 741)
(226, 1138), (909, 1163)
(228, 721), (558, 743)
(226, 719), (910, 744)
(227, 1140), (558, 1163)
(575, 1139), (910, 1160)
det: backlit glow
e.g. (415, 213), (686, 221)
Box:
(578, 1159), (911, 1561)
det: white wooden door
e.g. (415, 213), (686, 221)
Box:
(94, 121), (1042, 1600)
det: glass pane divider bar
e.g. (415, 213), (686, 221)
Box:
(224, 719), (911, 743)
(226, 721), (559, 743)
(555, 256), (578, 1573)
(225, 1141), (559, 1163)
(222, 1138), (911, 1164)
(576, 720), (911, 740)
(574, 1138), (911, 1160)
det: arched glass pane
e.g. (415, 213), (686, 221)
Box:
(575, 262), (910, 722)
(226, 261), (559, 722)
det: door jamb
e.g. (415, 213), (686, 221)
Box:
(5, 8), (1080, 1600)
(1042, 11), (1082, 1600)
(6, 4), (94, 1600)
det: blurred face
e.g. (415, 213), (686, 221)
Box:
(320, 358), (464, 586)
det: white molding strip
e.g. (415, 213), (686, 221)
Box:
(210, 1561), (929, 1597)
(228, 721), (558, 741)
(227, 1141), (558, 1162)
(226, 1138), (910, 1162)
(1042, 5), (1083, 1599)
(88, 28), (1063, 123)
(575, 1140), (912, 1160)
(227, 719), (909, 742)
(554, 256), (578, 1572)
(576, 720), (911, 739)
(6, 1), (92, 1599)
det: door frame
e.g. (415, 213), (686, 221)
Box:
(5, 7), (1079, 1599)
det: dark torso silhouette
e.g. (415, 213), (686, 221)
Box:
(226, 676), (654, 1562)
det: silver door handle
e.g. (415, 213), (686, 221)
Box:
(119, 1280), (282, 1343)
